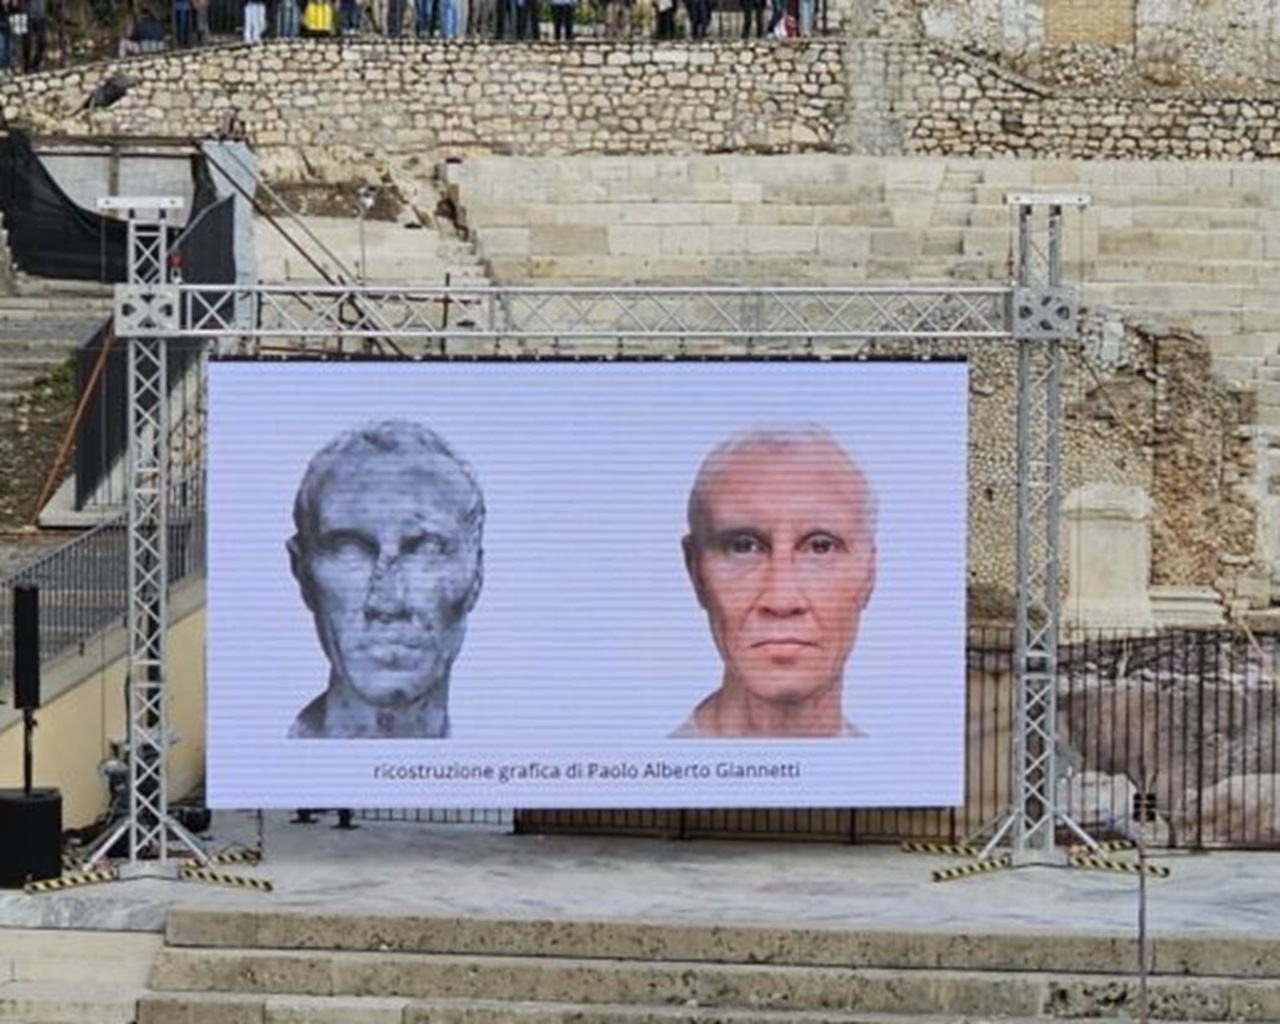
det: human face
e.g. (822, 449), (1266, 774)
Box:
(685, 442), (875, 712)
(290, 452), (482, 710)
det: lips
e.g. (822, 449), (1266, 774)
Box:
(360, 635), (428, 661)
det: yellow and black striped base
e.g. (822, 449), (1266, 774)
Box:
(1069, 855), (1170, 877)
(205, 848), (264, 866)
(179, 865), (274, 891)
(24, 868), (119, 894)
(902, 841), (978, 857)
(932, 855), (1013, 882)
(1069, 839), (1137, 855)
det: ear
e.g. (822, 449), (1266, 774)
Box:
(464, 546), (484, 612)
(861, 543), (877, 609)
(287, 536), (316, 612)
(683, 534), (708, 609)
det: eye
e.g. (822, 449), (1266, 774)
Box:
(402, 533), (451, 557)
(316, 530), (375, 559)
(804, 533), (845, 555)
(721, 532), (767, 556)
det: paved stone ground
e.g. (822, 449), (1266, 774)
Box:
(0, 810), (1272, 938)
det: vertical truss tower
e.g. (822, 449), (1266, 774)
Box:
(88, 197), (209, 869)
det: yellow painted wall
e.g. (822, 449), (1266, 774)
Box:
(1046, 0), (1134, 46)
(0, 584), (206, 830)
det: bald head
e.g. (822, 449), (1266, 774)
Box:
(686, 427), (877, 550)
(292, 419), (484, 554)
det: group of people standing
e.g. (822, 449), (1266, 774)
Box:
(123, 0), (817, 57)
(261, 0), (813, 40)
(238, 0), (481, 40)
(0, 0), (48, 74)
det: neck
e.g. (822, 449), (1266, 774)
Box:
(322, 678), (451, 738)
(697, 678), (845, 738)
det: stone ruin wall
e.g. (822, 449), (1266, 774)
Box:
(847, 0), (1280, 88)
(954, 320), (1253, 620)
(8, 38), (1280, 171)
(0, 37), (1265, 614)
(0, 40), (848, 168)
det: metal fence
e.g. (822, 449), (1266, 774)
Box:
(0, 515), (129, 707)
(6, 531), (1280, 850)
(0, 509), (205, 707)
(518, 627), (1280, 851)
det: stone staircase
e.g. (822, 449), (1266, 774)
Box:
(0, 928), (160, 1024)
(448, 155), (940, 285)
(0, 281), (113, 531)
(0, 286), (112, 415)
(254, 215), (489, 291)
(444, 154), (1280, 607)
(133, 907), (1280, 1023)
(252, 165), (494, 357)
(255, 159), (491, 291)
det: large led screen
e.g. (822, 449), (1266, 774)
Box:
(207, 360), (968, 809)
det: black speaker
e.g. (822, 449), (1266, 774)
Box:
(13, 584), (39, 711)
(0, 789), (62, 887)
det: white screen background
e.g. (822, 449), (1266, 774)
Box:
(207, 360), (969, 808)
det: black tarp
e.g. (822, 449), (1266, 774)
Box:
(0, 129), (130, 281)
(0, 128), (225, 283)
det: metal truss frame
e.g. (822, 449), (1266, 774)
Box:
(123, 283), (1015, 347)
(106, 196), (1086, 869)
(87, 199), (211, 870)
(987, 192), (1093, 863)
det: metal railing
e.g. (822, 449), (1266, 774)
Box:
(0, 507), (205, 707)
(518, 627), (1280, 850)
(7, 527), (1280, 850)
(192, 2), (832, 43)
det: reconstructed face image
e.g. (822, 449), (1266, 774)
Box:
(290, 450), (483, 711)
(685, 437), (876, 716)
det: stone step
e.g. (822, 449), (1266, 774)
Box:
(257, 260), (491, 285)
(0, 942), (157, 1024)
(458, 200), (897, 231)
(1100, 206), (1264, 231)
(0, 357), (69, 378)
(11, 276), (115, 300)
(1253, 403), (1280, 427)
(0, 928), (157, 981)
(161, 909), (1280, 976)
(1082, 184), (1273, 209)
(0, 333), (88, 351)
(1072, 280), (1262, 311)
(0, 310), (108, 327)
(135, 993), (1253, 1024)
(1097, 227), (1262, 261)
(1210, 354), (1266, 381)
(0, 295), (114, 313)
(973, 182), (1264, 210)
(1082, 258), (1269, 286)
(0, 981), (142, 1024)
(920, 228), (964, 256)
(146, 947), (1280, 1020)
(930, 207), (973, 228)
(462, 175), (891, 209)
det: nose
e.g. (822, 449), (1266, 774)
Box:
(756, 556), (807, 617)
(364, 555), (409, 619)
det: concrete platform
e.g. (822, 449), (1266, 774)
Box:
(0, 811), (1274, 939)
(3, 813), (1280, 1023)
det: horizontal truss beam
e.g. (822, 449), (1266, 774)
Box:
(118, 284), (1016, 343)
